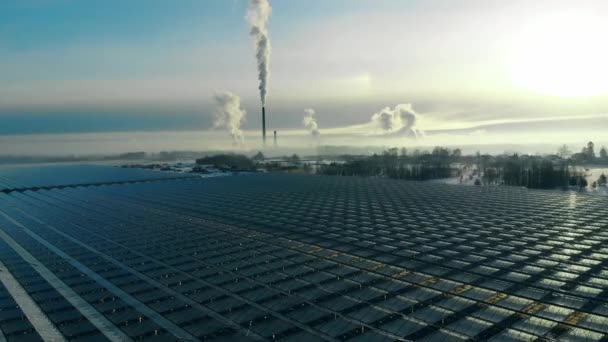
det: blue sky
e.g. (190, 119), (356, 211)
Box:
(1, 0), (249, 82)
(1, 0), (608, 144)
(0, 0), (410, 82)
(0, 0), (431, 134)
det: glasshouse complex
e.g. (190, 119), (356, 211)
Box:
(0, 166), (607, 341)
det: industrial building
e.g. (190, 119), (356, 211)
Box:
(0, 166), (607, 341)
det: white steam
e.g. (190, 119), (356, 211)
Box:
(213, 92), (246, 145)
(246, 0), (272, 106)
(371, 103), (423, 138)
(303, 108), (320, 137)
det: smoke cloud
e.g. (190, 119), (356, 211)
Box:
(246, 0), (272, 106)
(212, 92), (246, 145)
(303, 108), (320, 137)
(371, 103), (423, 138)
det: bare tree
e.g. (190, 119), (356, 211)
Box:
(557, 144), (571, 159)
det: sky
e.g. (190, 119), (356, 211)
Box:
(1, 0), (608, 153)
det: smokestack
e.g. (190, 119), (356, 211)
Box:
(246, 0), (272, 107)
(262, 106), (267, 145)
(274, 130), (277, 147)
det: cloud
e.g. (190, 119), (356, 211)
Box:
(303, 108), (320, 137)
(370, 103), (423, 138)
(212, 92), (246, 145)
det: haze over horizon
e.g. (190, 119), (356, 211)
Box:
(1, 0), (608, 154)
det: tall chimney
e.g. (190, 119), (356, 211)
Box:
(274, 130), (277, 147)
(262, 106), (267, 145)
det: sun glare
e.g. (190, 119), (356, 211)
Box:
(509, 11), (608, 97)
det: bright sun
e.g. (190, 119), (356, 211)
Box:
(509, 11), (608, 97)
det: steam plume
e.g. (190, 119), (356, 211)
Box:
(303, 108), (320, 137)
(213, 92), (246, 145)
(246, 0), (272, 106)
(371, 103), (422, 138)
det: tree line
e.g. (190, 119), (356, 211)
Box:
(319, 146), (596, 190)
(193, 147), (606, 191)
(477, 154), (584, 189)
(560, 141), (608, 164)
(320, 147), (459, 181)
